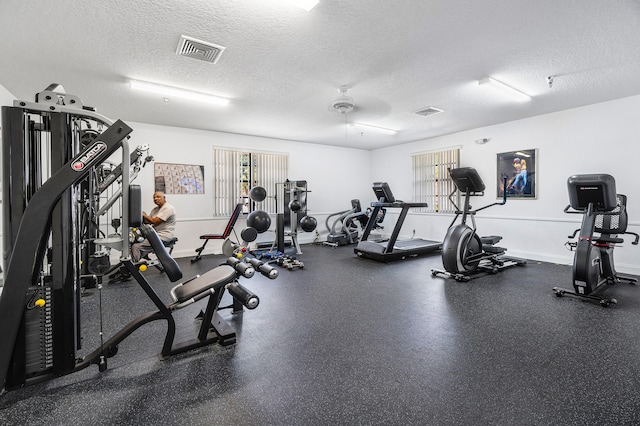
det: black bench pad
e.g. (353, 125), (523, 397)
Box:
(171, 265), (236, 303)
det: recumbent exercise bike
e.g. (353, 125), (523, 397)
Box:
(431, 167), (526, 281)
(552, 174), (638, 306)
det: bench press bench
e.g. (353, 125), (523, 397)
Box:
(192, 203), (244, 263)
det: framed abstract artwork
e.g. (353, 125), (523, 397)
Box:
(154, 162), (205, 194)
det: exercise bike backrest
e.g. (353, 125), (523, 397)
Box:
(595, 194), (628, 235)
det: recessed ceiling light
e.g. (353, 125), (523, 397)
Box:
(350, 123), (398, 135)
(478, 77), (531, 103)
(130, 80), (230, 106)
(287, 0), (319, 11)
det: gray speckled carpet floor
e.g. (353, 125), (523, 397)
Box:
(1, 243), (640, 425)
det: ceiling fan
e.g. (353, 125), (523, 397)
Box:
(328, 85), (397, 136)
(330, 86), (355, 114)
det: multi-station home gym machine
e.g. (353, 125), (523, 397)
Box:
(0, 85), (272, 393)
(274, 180), (317, 255)
(553, 174), (638, 306)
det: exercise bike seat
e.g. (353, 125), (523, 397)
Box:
(593, 235), (625, 245)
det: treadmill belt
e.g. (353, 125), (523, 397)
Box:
(394, 239), (439, 250)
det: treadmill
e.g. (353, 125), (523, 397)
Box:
(354, 182), (441, 262)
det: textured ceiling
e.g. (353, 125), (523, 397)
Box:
(2, 0), (640, 150)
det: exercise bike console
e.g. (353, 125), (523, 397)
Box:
(567, 173), (617, 212)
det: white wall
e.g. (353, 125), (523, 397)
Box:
(126, 122), (373, 258)
(371, 95), (640, 275)
(1, 81), (639, 275)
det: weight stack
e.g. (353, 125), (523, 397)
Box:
(24, 286), (54, 375)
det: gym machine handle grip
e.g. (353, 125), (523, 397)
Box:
(246, 258), (279, 279)
(226, 282), (259, 309)
(226, 257), (255, 278)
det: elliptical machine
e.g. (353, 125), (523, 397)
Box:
(324, 199), (367, 247)
(552, 174), (639, 306)
(431, 167), (526, 281)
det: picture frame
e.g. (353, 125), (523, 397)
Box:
(154, 162), (205, 194)
(497, 149), (536, 199)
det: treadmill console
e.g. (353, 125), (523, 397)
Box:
(372, 182), (395, 203)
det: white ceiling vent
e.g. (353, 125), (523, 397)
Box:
(176, 35), (225, 64)
(413, 106), (443, 117)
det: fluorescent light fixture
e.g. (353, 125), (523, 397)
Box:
(287, 0), (319, 11)
(350, 122), (398, 135)
(514, 151), (531, 157)
(130, 80), (230, 106)
(478, 77), (531, 103)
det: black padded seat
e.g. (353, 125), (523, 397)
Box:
(164, 237), (178, 249)
(170, 265), (237, 304)
(594, 235), (625, 244)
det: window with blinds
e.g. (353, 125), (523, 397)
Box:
(213, 148), (288, 216)
(412, 147), (460, 213)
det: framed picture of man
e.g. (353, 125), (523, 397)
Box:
(497, 149), (536, 199)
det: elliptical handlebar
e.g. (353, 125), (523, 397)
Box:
(473, 176), (509, 214)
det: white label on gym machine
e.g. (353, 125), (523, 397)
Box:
(71, 141), (107, 172)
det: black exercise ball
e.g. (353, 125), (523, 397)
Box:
(247, 210), (271, 233)
(288, 200), (302, 212)
(249, 186), (267, 202)
(300, 215), (317, 232)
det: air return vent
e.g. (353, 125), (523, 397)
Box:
(413, 106), (443, 117)
(176, 35), (225, 64)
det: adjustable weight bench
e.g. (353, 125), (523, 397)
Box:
(192, 203), (244, 263)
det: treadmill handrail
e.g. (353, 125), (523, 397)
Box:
(371, 201), (429, 208)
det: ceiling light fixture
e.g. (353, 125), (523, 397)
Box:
(130, 80), (230, 106)
(350, 123), (398, 135)
(478, 77), (531, 103)
(287, 0), (319, 11)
